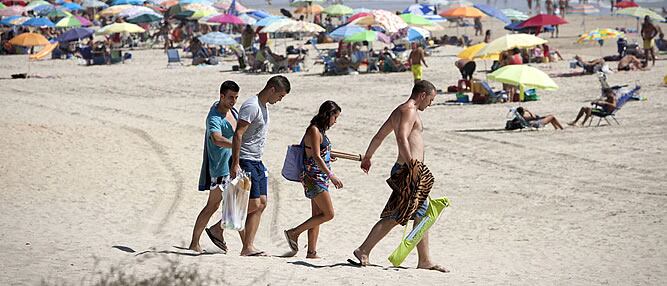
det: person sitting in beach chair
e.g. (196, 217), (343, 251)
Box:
(381, 47), (406, 72)
(515, 107), (564, 130)
(574, 55), (606, 74)
(656, 33), (667, 52)
(568, 88), (617, 126)
(263, 46), (289, 73)
(477, 81), (507, 104)
(617, 55), (647, 71)
(587, 85), (640, 126)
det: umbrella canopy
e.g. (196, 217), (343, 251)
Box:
(199, 31), (238, 46)
(405, 26), (430, 42)
(569, 4), (600, 14)
(96, 22), (145, 34)
(61, 2), (82, 11)
(119, 6), (159, 18)
(0, 5), (24, 16)
(323, 4), (352, 16)
(55, 16), (82, 27)
(265, 20), (324, 33)
(127, 12), (163, 23)
(24, 0), (50, 10)
(213, 0), (250, 13)
(22, 17), (55, 27)
(238, 13), (256, 25)
(501, 8), (528, 21)
(0, 3), (5, 8)
(439, 6), (484, 18)
(445, 0), (473, 8)
(82, 0), (108, 8)
(183, 3), (216, 13)
(615, 1), (638, 9)
(518, 14), (567, 28)
(289, 0), (324, 7)
(75, 15), (93, 26)
(329, 24), (365, 40)
(399, 13), (434, 26)
(403, 4), (433, 15)
(111, 0), (145, 6)
(254, 16), (287, 27)
(458, 43), (499, 60)
(55, 27), (94, 42)
(246, 10), (270, 19)
(294, 4), (322, 14)
(477, 34), (547, 57)
(349, 9), (407, 33)
(99, 5), (132, 16)
(488, 65), (558, 91)
(344, 30), (390, 44)
(616, 7), (665, 22)
(4, 15), (29, 25)
(0, 15), (18, 25)
(208, 13), (244, 25)
(473, 3), (509, 23)
(577, 28), (624, 44)
(9, 32), (50, 46)
(47, 7), (72, 19)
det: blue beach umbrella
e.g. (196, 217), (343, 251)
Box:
(22, 17), (55, 28)
(0, 15), (20, 26)
(473, 3), (509, 24)
(61, 2), (83, 11)
(403, 4), (433, 15)
(254, 16), (286, 27)
(33, 5), (55, 15)
(407, 26), (430, 42)
(199, 32), (238, 46)
(56, 27), (94, 42)
(246, 10), (270, 19)
(111, 0), (145, 5)
(329, 24), (365, 40)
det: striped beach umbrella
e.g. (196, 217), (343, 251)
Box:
(569, 4), (599, 31)
(344, 30), (390, 44)
(577, 28), (624, 44)
(323, 4), (353, 16)
(501, 8), (528, 21)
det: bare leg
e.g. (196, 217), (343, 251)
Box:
(306, 200), (322, 259)
(240, 196), (267, 256)
(286, 192), (334, 257)
(581, 107), (593, 126)
(188, 187), (223, 252)
(354, 218), (399, 266)
(569, 107), (590, 126)
(415, 216), (449, 272)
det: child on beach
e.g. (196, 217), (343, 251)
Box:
(284, 101), (343, 259)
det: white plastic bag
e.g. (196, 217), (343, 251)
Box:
(221, 170), (251, 231)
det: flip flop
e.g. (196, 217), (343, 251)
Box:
(205, 228), (227, 253)
(283, 229), (298, 252)
(347, 250), (366, 267)
(244, 250), (267, 257)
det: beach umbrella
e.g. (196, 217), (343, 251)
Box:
(458, 43), (498, 60)
(445, 0), (473, 9)
(294, 4), (322, 15)
(405, 26), (430, 42)
(82, 0), (108, 8)
(188, 9), (214, 19)
(111, 0), (145, 6)
(569, 4), (599, 31)
(265, 20), (324, 33)
(403, 4), (433, 16)
(0, 5), (24, 16)
(237, 13), (255, 25)
(96, 22), (145, 34)
(199, 31), (238, 46)
(501, 9), (528, 21)
(0, 3), (5, 8)
(60, 2), (82, 11)
(183, 3), (216, 12)
(9, 32), (49, 46)
(439, 6), (484, 18)
(246, 10), (270, 19)
(55, 16), (82, 27)
(329, 24), (365, 40)
(344, 30), (390, 44)
(2, 0), (26, 6)
(74, 15), (92, 26)
(208, 13), (244, 25)
(488, 65), (558, 100)
(213, 0), (250, 14)
(0, 15), (19, 25)
(127, 13), (163, 23)
(347, 12), (371, 23)
(399, 13), (434, 27)
(423, 14), (447, 23)
(323, 4), (352, 16)
(254, 15), (286, 27)
(518, 14), (567, 36)
(32, 4), (54, 15)
(289, 0), (324, 7)
(24, 0), (50, 10)
(577, 28), (624, 44)
(55, 27), (94, 42)
(352, 8), (370, 14)
(473, 3), (509, 24)
(615, 1), (639, 9)
(616, 7), (665, 22)
(99, 5), (132, 16)
(46, 7), (71, 19)
(476, 34), (547, 57)
(22, 17), (54, 27)
(5, 15), (29, 25)
(349, 9), (408, 33)
(119, 6), (158, 18)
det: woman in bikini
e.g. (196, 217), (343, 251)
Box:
(284, 101), (343, 258)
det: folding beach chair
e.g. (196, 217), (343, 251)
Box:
(110, 50), (123, 64)
(479, 81), (507, 103)
(167, 48), (183, 67)
(264, 52), (289, 74)
(382, 54), (406, 72)
(589, 86), (640, 126)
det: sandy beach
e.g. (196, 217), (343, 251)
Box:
(1, 13), (666, 285)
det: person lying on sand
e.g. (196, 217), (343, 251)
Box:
(617, 55), (647, 71)
(568, 88), (617, 127)
(516, 107), (564, 130)
(574, 55), (606, 74)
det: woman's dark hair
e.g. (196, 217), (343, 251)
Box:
(516, 107), (525, 116)
(310, 100), (341, 132)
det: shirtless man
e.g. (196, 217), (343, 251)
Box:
(568, 88), (617, 126)
(408, 42), (428, 84)
(352, 80), (448, 273)
(617, 54), (646, 71)
(641, 16), (660, 66)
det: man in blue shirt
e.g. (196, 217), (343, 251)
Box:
(189, 81), (239, 253)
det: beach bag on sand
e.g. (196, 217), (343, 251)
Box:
(221, 170), (251, 231)
(281, 141), (305, 182)
(388, 197), (450, 267)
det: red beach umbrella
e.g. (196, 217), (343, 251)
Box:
(615, 1), (639, 9)
(518, 14), (568, 28)
(346, 12), (370, 23)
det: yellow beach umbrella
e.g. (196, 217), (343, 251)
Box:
(99, 5), (133, 17)
(476, 34), (547, 57)
(96, 22), (145, 35)
(488, 65), (558, 101)
(458, 43), (499, 60)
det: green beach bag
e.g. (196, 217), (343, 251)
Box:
(387, 197), (450, 267)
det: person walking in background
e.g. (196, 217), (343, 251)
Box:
(284, 101), (344, 259)
(409, 42), (428, 84)
(230, 75), (291, 256)
(189, 81), (240, 253)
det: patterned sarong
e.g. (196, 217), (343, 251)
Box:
(381, 159), (435, 225)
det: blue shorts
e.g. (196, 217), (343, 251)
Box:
(391, 163), (428, 220)
(239, 159), (268, 199)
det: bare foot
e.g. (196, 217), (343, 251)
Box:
(353, 248), (369, 266)
(240, 248), (267, 256)
(188, 244), (203, 253)
(418, 264), (450, 273)
(306, 251), (320, 259)
(567, 122), (577, 127)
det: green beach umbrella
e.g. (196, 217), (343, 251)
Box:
(323, 4), (353, 16)
(127, 13), (163, 24)
(344, 30), (391, 43)
(488, 65), (558, 101)
(616, 7), (665, 22)
(47, 8), (72, 20)
(399, 13), (434, 26)
(0, 3), (7, 9)
(501, 8), (529, 21)
(289, 0), (325, 7)
(55, 16), (81, 28)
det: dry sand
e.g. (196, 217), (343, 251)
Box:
(1, 15), (666, 285)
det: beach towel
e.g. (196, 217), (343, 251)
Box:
(381, 159), (434, 226)
(198, 107), (238, 191)
(388, 196), (450, 267)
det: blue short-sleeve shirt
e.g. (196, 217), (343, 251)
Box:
(206, 102), (235, 177)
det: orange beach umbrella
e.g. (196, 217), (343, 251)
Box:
(9, 32), (49, 47)
(439, 6), (484, 18)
